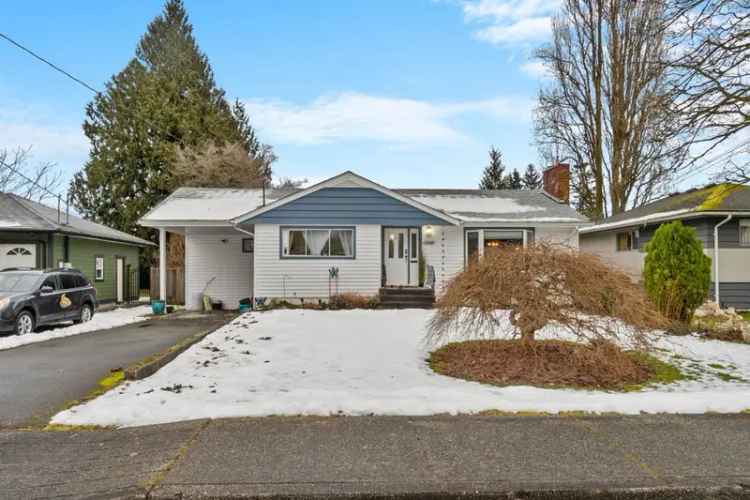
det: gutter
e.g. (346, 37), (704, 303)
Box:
(580, 210), (750, 235)
(713, 214), (733, 305)
(232, 224), (255, 237)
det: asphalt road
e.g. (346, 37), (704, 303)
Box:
(2, 414), (750, 499)
(0, 314), (229, 428)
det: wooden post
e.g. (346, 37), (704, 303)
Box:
(159, 228), (167, 303)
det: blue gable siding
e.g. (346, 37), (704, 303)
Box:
(242, 187), (451, 226)
(637, 216), (747, 250)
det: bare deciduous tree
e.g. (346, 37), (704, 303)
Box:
(0, 147), (62, 201)
(172, 141), (269, 189)
(535, 0), (696, 219)
(670, 0), (750, 183)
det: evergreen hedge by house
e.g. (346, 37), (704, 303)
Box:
(643, 221), (711, 321)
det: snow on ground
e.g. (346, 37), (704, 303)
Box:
(0, 305), (151, 351)
(52, 309), (750, 428)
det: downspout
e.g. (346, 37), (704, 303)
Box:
(713, 214), (732, 305)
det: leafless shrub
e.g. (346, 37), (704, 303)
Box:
(427, 244), (664, 348)
(329, 293), (379, 310)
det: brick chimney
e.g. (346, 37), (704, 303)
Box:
(543, 162), (570, 203)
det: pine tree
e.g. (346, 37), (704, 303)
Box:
(522, 164), (542, 189)
(70, 0), (271, 242)
(479, 147), (509, 190)
(508, 169), (523, 189)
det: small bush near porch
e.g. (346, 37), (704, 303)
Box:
(427, 244), (672, 390)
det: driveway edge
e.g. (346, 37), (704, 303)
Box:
(124, 315), (234, 380)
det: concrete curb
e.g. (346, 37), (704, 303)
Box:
(124, 320), (228, 381)
(146, 484), (750, 499)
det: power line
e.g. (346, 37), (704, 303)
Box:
(672, 139), (750, 185)
(0, 32), (100, 94)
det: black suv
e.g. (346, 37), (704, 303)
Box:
(0, 268), (98, 335)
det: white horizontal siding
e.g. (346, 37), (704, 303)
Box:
(536, 226), (579, 249)
(422, 225), (464, 296)
(184, 227), (253, 310)
(253, 224), (381, 300)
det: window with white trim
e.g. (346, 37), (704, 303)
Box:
(94, 256), (105, 281)
(281, 228), (355, 258)
(616, 231), (637, 251)
(740, 219), (750, 246)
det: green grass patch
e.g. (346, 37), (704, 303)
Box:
(741, 312), (750, 322)
(623, 352), (688, 391)
(708, 363), (727, 370)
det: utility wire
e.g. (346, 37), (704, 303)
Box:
(0, 32), (100, 94)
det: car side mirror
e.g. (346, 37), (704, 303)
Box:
(40, 285), (53, 294)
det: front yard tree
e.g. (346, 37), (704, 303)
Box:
(479, 147), (509, 190)
(534, 0), (695, 219)
(69, 0), (273, 242)
(644, 221), (711, 321)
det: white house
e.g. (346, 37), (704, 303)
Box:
(141, 168), (589, 310)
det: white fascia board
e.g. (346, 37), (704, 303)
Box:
(579, 209), (750, 234)
(139, 219), (235, 228)
(230, 171), (461, 226)
(460, 220), (590, 228)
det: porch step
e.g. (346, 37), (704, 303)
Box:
(378, 287), (435, 309)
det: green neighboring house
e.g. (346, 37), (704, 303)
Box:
(0, 192), (154, 303)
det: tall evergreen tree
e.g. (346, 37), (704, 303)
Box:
(522, 164), (543, 189)
(479, 147), (509, 190)
(508, 169), (523, 189)
(70, 0), (272, 242)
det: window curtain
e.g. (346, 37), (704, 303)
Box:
(334, 230), (353, 256)
(307, 230), (330, 256)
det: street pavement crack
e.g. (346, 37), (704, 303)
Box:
(143, 419), (211, 497)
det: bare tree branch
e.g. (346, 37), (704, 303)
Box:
(0, 147), (62, 201)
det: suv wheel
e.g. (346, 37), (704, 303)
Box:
(75, 304), (92, 324)
(15, 311), (35, 335)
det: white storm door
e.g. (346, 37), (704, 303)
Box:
(384, 228), (409, 286)
(0, 244), (36, 269)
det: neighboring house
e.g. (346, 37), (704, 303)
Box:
(579, 184), (750, 310)
(141, 167), (589, 310)
(0, 192), (154, 303)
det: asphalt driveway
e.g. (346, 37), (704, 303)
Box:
(0, 313), (230, 428)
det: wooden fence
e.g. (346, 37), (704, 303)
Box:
(150, 267), (185, 305)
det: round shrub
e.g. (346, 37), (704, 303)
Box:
(643, 221), (711, 321)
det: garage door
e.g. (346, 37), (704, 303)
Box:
(0, 244), (37, 270)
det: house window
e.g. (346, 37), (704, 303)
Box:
(616, 231), (637, 251)
(740, 220), (750, 246)
(464, 229), (529, 265)
(281, 227), (355, 258)
(410, 231), (418, 261)
(94, 256), (104, 281)
(242, 238), (254, 253)
(6, 247), (32, 256)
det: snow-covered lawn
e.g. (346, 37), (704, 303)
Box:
(0, 305), (152, 351)
(52, 309), (750, 428)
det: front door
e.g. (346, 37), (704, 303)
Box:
(384, 228), (410, 286)
(116, 258), (125, 303)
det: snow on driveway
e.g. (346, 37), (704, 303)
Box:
(0, 305), (151, 351)
(52, 309), (750, 428)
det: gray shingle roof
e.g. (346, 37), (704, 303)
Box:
(0, 193), (153, 246)
(583, 184), (750, 233)
(395, 189), (589, 223)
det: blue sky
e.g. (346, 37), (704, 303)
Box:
(1, 1), (574, 191)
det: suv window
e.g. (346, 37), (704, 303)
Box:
(41, 276), (59, 291)
(74, 274), (89, 288)
(60, 274), (77, 290)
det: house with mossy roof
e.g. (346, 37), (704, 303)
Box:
(580, 184), (750, 309)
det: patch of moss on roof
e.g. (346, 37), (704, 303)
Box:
(697, 183), (746, 211)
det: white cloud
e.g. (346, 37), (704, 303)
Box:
(461, 0), (560, 46)
(520, 60), (550, 79)
(243, 92), (532, 146)
(0, 106), (87, 161)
